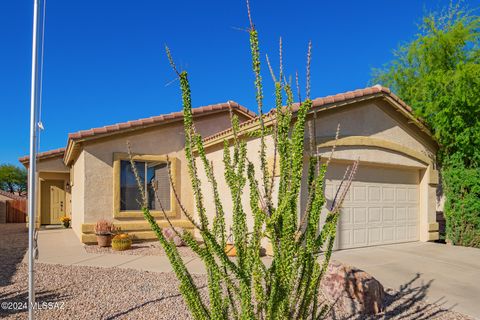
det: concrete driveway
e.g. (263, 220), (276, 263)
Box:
(332, 242), (480, 318)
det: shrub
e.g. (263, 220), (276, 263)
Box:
(128, 4), (358, 319)
(94, 219), (115, 235)
(162, 227), (186, 247)
(443, 166), (480, 247)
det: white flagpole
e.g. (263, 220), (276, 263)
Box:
(28, 0), (40, 319)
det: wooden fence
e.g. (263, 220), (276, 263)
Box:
(6, 199), (27, 223)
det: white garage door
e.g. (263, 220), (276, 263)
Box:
(325, 164), (419, 250)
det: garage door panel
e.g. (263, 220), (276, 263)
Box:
(340, 207), (352, 224)
(353, 186), (367, 202)
(396, 225), (407, 241)
(396, 188), (408, 201)
(327, 164), (419, 250)
(368, 207), (382, 223)
(368, 186), (381, 201)
(382, 226), (395, 242)
(407, 224), (418, 240)
(408, 188), (418, 202)
(396, 207), (407, 221)
(368, 227), (382, 245)
(408, 207), (417, 221)
(338, 229), (353, 248)
(353, 207), (367, 224)
(382, 187), (395, 202)
(353, 229), (368, 247)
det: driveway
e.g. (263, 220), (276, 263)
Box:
(332, 242), (480, 318)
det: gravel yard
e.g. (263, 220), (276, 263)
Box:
(84, 241), (197, 257)
(0, 224), (474, 319)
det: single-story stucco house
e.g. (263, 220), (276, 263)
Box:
(20, 85), (440, 249)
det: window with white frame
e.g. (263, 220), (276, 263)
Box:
(119, 160), (171, 211)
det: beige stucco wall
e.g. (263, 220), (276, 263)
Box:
(195, 134), (276, 248)
(71, 151), (85, 235)
(35, 157), (69, 173)
(310, 101), (436, 157)
(73, 112), (248, 228)
(197, 99), (439, 246)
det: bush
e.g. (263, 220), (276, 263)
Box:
(443, 166), (480, 247)
(126, 6), (359, 318)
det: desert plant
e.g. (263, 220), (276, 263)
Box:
(129, 4), (358, 319)
(112, 233), (132, 251)
(94, 219), (115, 235)
(162, 227), (186, 247)
(94, 219), (116, 247)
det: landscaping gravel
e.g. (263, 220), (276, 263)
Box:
(0, 224), (474, 320)
(84, 241), (197, 257)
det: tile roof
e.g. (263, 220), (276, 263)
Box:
(67, 101), (255, 141)
(19, 148), (65, 164)
(202, 85), (428, 144)
(0, 189), (26, 200)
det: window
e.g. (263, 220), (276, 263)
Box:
(119, 160), (171, 212)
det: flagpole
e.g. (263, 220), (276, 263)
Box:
(28, 0), (40, 319)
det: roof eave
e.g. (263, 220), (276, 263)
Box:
(201, 90), (437, 149)
(63, 105), (255, 166)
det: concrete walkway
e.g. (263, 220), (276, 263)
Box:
(24, 228), (207, 274)
(332, 242), (480, 318)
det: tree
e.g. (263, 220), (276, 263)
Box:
(372, 3), (480, 247)
(127, 5), (358, 319)
(0, 164), (27, 195)
(372, 3), (480, 168)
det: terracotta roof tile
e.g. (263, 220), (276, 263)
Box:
(66, 101), (255, 142)
(19, 147), (65, 164)
(202, 85), (428, 144)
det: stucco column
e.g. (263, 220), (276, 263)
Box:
(419, 165), (439, 241)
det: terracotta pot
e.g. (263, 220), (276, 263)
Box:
(96, 234), (112, 247)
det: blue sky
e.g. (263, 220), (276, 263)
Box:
(1, 0), (478, 165)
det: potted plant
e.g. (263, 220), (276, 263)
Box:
(60, 216), (71, 228)
(111, 233), (132, 251)
(94, 219), (115, 247)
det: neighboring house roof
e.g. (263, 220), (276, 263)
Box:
(0, 189), (26, 201)
(63, 101), (256, 165)
(202, 85), (435, 147)
(19, 148), (65, 165)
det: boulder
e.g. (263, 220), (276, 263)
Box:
(321, 260), (384, 316)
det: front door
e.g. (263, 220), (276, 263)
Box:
(41, 180), (65, 224)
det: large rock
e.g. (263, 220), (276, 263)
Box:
(321, 260), (384, 316)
